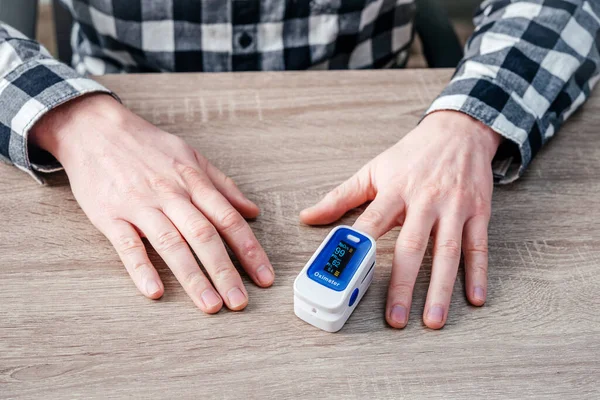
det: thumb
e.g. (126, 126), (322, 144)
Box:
(300, 166), (374, 226)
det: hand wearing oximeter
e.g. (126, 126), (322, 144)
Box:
(294, 226), (376, 332)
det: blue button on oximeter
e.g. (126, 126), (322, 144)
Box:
(294, 226), (376, 332)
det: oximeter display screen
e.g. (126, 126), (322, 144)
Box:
(324, 241), (356, 278)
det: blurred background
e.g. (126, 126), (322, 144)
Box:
(24, 0), (480, 69)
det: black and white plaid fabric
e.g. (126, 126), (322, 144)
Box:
(0, 0), (599, 184)
(428, 0), (600, 182)
(68, 0), (416, 74)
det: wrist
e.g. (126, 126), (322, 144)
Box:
(422, 110), (502, 160)
(29, 93), (123, 162)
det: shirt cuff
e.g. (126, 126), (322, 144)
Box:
(0, 57), (118, 184)
(425, 76), (540, 184)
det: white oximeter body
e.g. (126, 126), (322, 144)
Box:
(294, 226), (376, 332)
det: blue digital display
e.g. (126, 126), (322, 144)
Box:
(323, 240), (356, 278)
(307, 227), (372, 292)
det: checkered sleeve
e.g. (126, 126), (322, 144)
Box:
(0, 22), (115, 183)
(425, 0), (600, 184)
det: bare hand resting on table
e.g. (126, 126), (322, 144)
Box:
(30, 93), (500, 329)
(301, 111), (502, 329)
(30, 94), (274, 313)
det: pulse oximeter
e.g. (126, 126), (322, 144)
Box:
(294, 226), (376, 332)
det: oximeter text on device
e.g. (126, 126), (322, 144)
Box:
(293, 226), (376, 332)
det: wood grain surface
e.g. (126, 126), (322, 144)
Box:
(1, 70), (599, 399)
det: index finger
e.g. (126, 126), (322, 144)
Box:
(188, 182), (275, 288)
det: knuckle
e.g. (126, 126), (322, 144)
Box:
(396, 235), (428, 255)
(388, 281), (414, 298)
(241, 239), (259, 259)
(451, 187), (470, 203)
(192, 185), (214, 202)
(115, 235), (145, 256)
(420, 185), (443, 204)
(328, 185), (346, 204)
(189, 181), (215, 202)
(148, 176), (178, 195)
(155, 230), (186, 253)
(435, 239), (461, 259)
(177, 164), (209, 194)
(187, 218), (218, 244)
(184, 270), (207, 288)
(360, 208), (385, 228)
(216, 207), (244, 233)
(329, 178), (360, 204)
(469, 263), (488, 278)
(212, 264), (237, 283)
(465, 238), (489, 255)
(473, 200), (492, 218)
(122, 187), (146, 204)
(462, 188), (491, 213)
(437, 282), (455, 297)
(132, 262), (151, 273)
(178, 164), (200, 183)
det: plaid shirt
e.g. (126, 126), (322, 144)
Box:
(0, 0), (599, 184)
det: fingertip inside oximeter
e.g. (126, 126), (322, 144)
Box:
(293, 225), (376, 332)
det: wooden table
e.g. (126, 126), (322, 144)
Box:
(1, 70), (599, 399)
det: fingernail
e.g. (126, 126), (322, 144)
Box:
(256, 265), (274, 285)
(427, 305), (444, 323)
(474, 286), (485, 302)
(227, 287), (247, 308)
(145, 280), (161, 296)
(300, 208), (312, 217)
(247, 198), (258, 208)
(201, 289), (222, 308)
(390, 305), (407, 325)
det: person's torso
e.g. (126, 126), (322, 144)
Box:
(62, 0), (416, 75)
